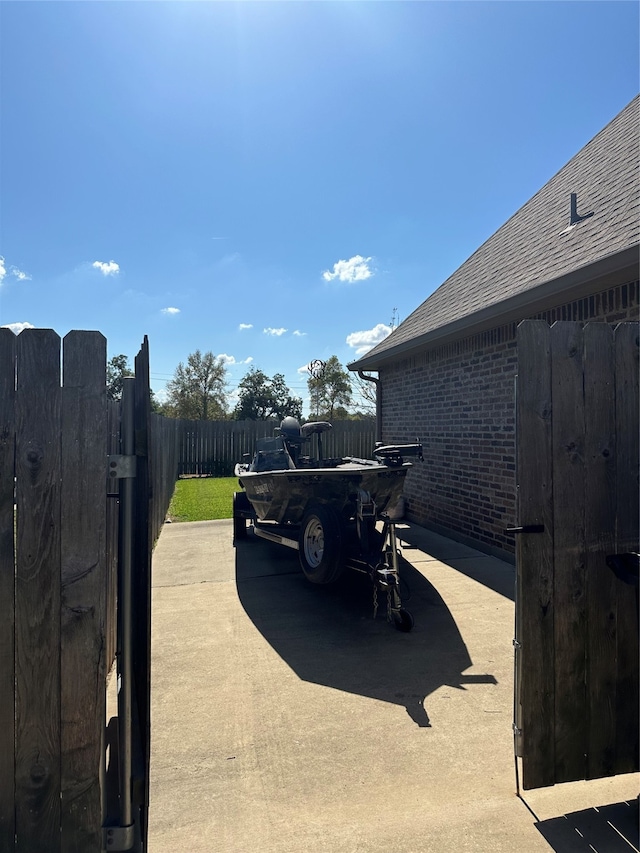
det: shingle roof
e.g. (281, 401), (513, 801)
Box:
(351, 95), (640, 370)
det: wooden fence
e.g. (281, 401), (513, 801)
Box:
(514, 320), (639, 790)
(175, 417), (377, 476)
(0, 330), (178, 853)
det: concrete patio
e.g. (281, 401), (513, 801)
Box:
(147, 520), (639, 853)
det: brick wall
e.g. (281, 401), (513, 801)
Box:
(381, 279), (639, 560)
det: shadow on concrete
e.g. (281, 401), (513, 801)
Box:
(396, 525), (516, 602)
(533, 798), (639, 852)
(235, 532), (497, 727)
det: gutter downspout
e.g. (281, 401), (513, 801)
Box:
(357, 371), (382, 443)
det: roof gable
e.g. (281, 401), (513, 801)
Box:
(352, 96), (639, 370)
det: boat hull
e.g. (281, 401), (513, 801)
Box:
(236, 461), (409, 525)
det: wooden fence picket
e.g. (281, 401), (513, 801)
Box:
(583, 323), (617, 780)
(551, 321), (587, 784)
(14, 330), (62, 853)
(0, 329), (16, 853)
(516, 320), (554, 790)
(60, 332), (107, 851)
(613, 322), (640, 773)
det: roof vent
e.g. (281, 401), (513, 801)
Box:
(570, 192), (594, 225)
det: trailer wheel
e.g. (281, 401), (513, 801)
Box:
(392, 608), (414, 633)
(299, 504), (344, 584)
(233, 491), (251, 542)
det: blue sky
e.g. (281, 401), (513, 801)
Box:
(1, 1), (638, 414)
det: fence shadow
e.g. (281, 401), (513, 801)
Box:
(235, 533), (497, 727)
(534, 798), (639, 852)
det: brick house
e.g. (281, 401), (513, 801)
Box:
(349, 95), (639, 562)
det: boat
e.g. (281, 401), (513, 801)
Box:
(233, 417), (422, 631)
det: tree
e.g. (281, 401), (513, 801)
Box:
(164, 350), (228, 420)
(269, 372), (303, 421)
(106, 354), (134, 401)
(351, 372), (377, 417)
(234, 367), (302, 421)
(307, 355), (353, 420)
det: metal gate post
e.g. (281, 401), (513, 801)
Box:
(104, 377), (137, 851)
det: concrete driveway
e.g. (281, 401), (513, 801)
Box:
(148, 520), (639, 853)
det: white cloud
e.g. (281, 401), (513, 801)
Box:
(93, 260), (120, 276)
(0, 256), (31, 285)
(238, 323), (253, 331)
(322, 255), (373, 284)
(161, 307), (180, 315)
(2, 321), (35, 335)
(346, 323), (392, 356)
(10, 266), (31, 281)
(263, 327), (287, 336)
(292, 330), (307, 337)
(218, 354), (253, 365)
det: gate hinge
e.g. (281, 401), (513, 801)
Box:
(513, 723), (523, 757)
(512, 638), (522, 650)
(108, 455), (137, 481)
(103, 823), (135, 850)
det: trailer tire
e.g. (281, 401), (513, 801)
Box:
(233, 491), (251, 542)
(299, 503), (344, 584)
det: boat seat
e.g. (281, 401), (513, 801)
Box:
(301, 421), (332, 437)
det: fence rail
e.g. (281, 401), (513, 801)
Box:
(175, 418), (377, 476)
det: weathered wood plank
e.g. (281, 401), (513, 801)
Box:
(551, 322), (587, 784)
(134, 338), (153, 843)
(613, 322), (639, 774)
(0, 329), (16, 853)
(15, 329), (62, 853)
(516, 320), (555, 790)
(60, 331), (107, 851)
(583, 323), (617, 779)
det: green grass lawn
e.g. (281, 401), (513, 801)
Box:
(167, 477), (238, 522)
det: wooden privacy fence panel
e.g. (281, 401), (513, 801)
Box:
(176, 418), (377, 476)
(149, 414), (180, 540)
(0, 330), (178, 852)
(515, 320), (639, 791)
(0, 330), (108, 853)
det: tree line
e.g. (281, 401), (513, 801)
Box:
(107, 350), (376, 422)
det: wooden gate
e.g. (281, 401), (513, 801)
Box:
(514, 320), (639, 790)
(0, 330), (177, 852)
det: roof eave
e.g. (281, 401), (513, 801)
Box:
(349, 245), (639, 372)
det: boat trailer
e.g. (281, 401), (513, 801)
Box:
(234, 487), (415, 632)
